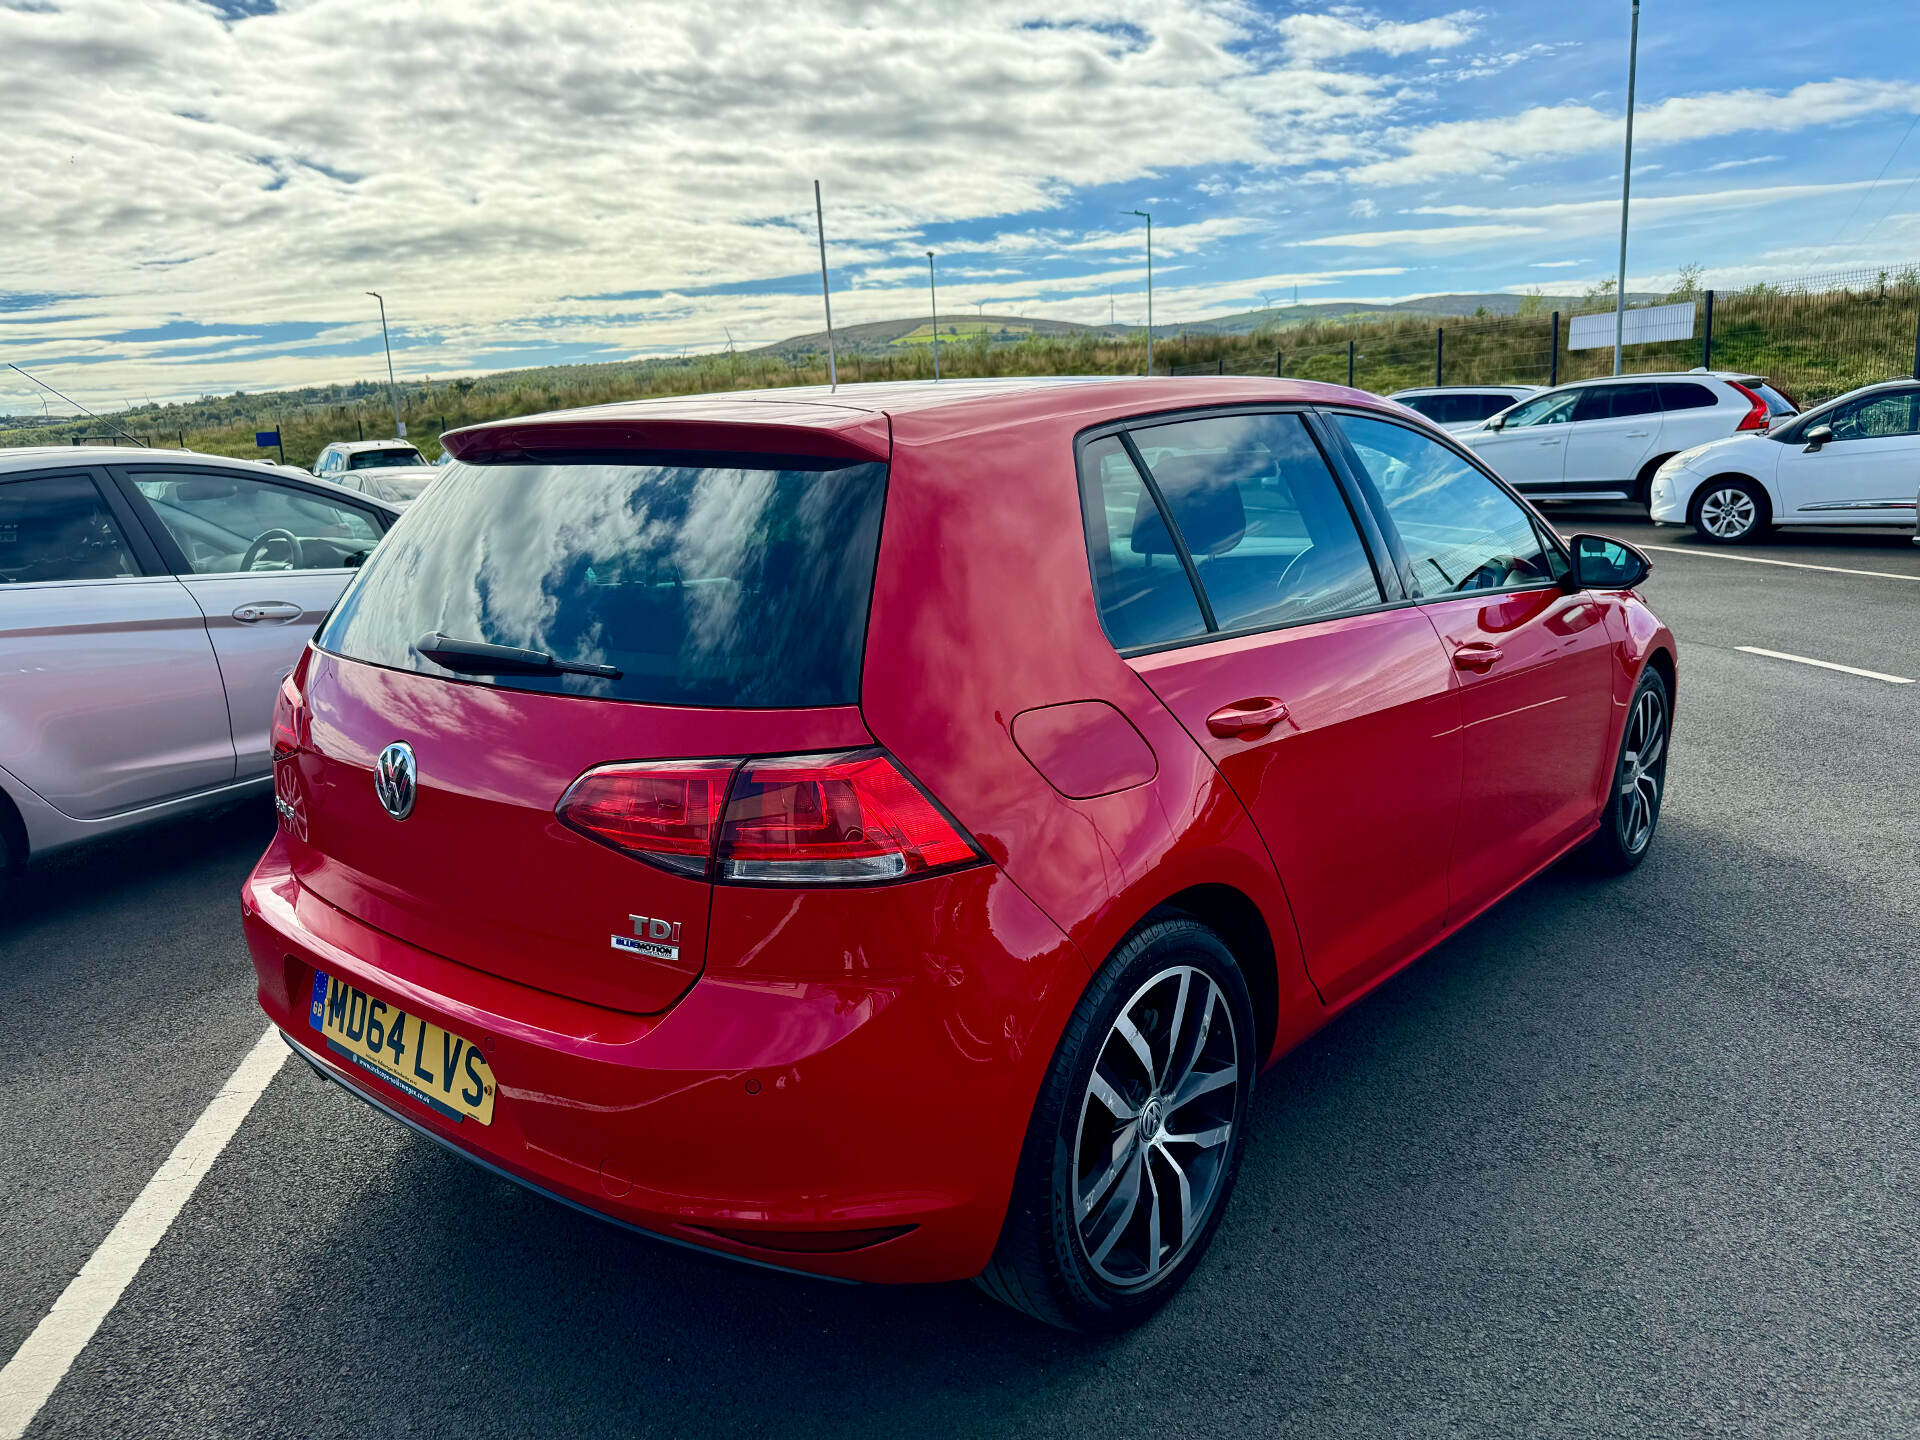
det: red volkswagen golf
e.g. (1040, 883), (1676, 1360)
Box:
(245, 377), (1675, 1330)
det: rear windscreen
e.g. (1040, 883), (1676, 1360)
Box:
(318, 457), (888, 707)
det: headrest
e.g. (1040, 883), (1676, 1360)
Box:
(1131, 456), (1246, 557)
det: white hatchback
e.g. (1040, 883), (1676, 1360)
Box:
(1459, 371), (1797, 505)
(1649, 379), (1920, 543)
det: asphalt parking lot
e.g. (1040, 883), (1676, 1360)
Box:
(4, 510), (1918, 1439)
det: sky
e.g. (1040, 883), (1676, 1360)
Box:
(7, 0), (1920, 411)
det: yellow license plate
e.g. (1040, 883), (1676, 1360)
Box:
(308, 971), (496, 1125)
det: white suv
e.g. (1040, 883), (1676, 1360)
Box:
(1458, 371), (1797, 504)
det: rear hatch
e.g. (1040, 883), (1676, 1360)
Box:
(282, 431), (889, 1014)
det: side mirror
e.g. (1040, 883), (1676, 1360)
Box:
(1803, 424), (1833, 452)
(1487, 415), (1507, 431)
(1568, 533), (1652, 591)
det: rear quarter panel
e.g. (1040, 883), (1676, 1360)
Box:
(860, 396), (1319, 1069)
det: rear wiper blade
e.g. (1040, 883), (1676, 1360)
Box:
(415, 633), (621, 681)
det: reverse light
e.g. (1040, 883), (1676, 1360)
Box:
(556, 748), (981, 885)
(1728, 381), (1771, 432)
(556, 760), (735, 877)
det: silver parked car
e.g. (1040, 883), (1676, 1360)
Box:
(0, 448), (400, 905)
(312, 439), (441, 510)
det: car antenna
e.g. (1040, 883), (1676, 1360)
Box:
(7, 362), (144, 447)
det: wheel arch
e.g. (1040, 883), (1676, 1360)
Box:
(0, 778), (27, 871)
(1687, 470), (1773, 524)
(1145, 883), (1281, 1065)
(1635, 452), (1678, 502)
(1643, 645), (1677, 721)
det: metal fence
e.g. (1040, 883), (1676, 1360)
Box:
(1170, 263), (1920, 406)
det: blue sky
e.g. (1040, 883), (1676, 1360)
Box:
(6, 0), (1920, 411)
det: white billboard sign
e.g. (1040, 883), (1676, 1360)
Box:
(1568, 300), (1696, 351)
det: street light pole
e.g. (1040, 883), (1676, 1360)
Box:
(927, 251), (940, 381)
(813, 180), (838, 390)
(1613, 0), (1640, 377)
(1125, 209), (1153, 375)
(365, 291), (402, 437)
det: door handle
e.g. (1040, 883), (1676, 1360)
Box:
(232, 601), (304, 624)
(1537, 439), (1561, 445)
(1206, 698), (1289, 739)
(1624, 430), (1652, 437)
(1452, 642), (1504, 672)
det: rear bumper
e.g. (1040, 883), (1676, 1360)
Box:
(242, 832), (1085, 1284)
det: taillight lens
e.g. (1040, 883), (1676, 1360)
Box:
(271, 651), (312, 759)
(1729, 381), (1770, 431)
(717, 749), (979, 884)
(556, 748), (981, 885)
(556, 760), (735, 877)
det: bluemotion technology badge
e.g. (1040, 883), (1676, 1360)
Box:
(614, 913), (682, 961)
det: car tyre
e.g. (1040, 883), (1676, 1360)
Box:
(977, 916), (1256, 1332)
(1585, 666), (1670, 874)
(1688, 477), (1769, 544)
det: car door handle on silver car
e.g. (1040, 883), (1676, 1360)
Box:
(1624, 430), (1652, 438)
(232, 601), (305, 624)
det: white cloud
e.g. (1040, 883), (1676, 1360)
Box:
(1347, 80), (1920, 185)
(1294, 224), (1546, 250)
(1278, 10), (1478, 64)
(1349, 198), (1380, 219)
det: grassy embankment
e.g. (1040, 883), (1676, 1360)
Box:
(7, 277), (1915, 467)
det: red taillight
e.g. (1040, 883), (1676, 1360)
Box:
(1729, 381), (1770, 431)
(717, 749), (979, 884)
(271, 650), (312, 759)
(556, 760), (735, 877)
(556, 748), (980, 885)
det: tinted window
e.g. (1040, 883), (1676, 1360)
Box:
(1397, 395), (1447, 421)
(1334, 415), (1555, 597)
(0, 474), (139, 584)
(1573, 383), (1660, 422)
(1457, 393), (1519, 422)
(1657, 383), (1718, 412)
(132, 471), (382, 574)
(1077, 436), (1208, 650)
(1753, 382), (1797, 417)
(349, 447), (425, 471)
(1827, 389), (1920, 440)
(1501, 392), (1578, 428)
(1131, 413), (1381, 631)
(320, 457), (887, 708)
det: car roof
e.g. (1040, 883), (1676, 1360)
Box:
(444, 375), (1400, 464)
(1388, 384), (1541, 396)
(1552, 370), (1764, 389)
(324, 439), (425, 454)
(0, 445), (402, 513)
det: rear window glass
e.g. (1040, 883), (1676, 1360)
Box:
(1753, 382), (1797, 416)
(318, 457), (887, 707)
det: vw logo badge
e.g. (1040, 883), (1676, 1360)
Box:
(373, 742), (417, 820)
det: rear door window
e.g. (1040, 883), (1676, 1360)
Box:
(1656, 383), (1718, 412)
(1128, 412), (1383, 632)
(0, 473), (140, 584)
(319, 457), (888, 708)
(1333, 414), (1556, 596)
(1573, 384), (1660, 422)
(1076, 435), (1209, 650)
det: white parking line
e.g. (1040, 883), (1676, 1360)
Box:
(1642, 546), (1920, 583)
(0, 1026), (288, 1440)
(1735, 646), (1915, 685)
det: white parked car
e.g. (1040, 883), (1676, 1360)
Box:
(1459, 371), (1797, 505)
(311, 439), (440, 509)
(1649, 378), (1920, 543)
(1387, 385), (1541, 432)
